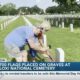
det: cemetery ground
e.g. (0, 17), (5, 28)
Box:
(0, 16), (80, 62)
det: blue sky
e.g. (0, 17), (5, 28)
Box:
(0, 0), (58, 10)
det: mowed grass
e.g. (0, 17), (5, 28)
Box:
(0, 16), (26, 59)
(46, 27), (80, 62)
(27, 16), (42, 25)
(27, 17), (80, 62)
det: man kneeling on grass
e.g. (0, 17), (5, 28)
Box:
(4, 21), (51, 62)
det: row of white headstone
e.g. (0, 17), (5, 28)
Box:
(48, 19), (74, 32)
(27, 15), (43, 21)
(44, 14), (80, 18)
(0, 16), (19, 31)
(59, 21), (74, 32)
(43, 34), (65, 62)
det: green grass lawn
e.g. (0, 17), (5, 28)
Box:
(46, 27), (80, 62)
(27, 17), (80, 62)
(27, 16), (42, 25)
(0, 16), (26, 59)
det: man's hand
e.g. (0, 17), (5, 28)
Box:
(28, 38), (47, 52)
(39, 47), (49, 54)
(40, 47), (47, 52)
(28, 37), (49, 54)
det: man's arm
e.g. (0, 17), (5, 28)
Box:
(38, 36), (44, 47)
(28, 38), (47, 52)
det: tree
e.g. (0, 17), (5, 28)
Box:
(52, 0), (77, 7)
(30, 5), (44, 14)
(0, 3), (16, 15)
(17, 6), (44, 15)
(46, 6), (66, 14)
(18, 7), (29, 15)
(0, 4), (3, 15)
(52, 0), (79, 13)
(46, 6), (57, 14)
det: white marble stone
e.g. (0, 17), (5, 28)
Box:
(55, 48), (65, 62)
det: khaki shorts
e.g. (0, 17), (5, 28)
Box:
(4, 43), (24, 58)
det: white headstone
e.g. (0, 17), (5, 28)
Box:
(0, 24), (3, 30)
(5, 22), (7, 28)
(5, 22), (7, 27)
(43, 34), (47, 47)
(50, 20), (53, 25)
(70, 23), (74, 32)
(55, 48), (65, 62)
(7, 21), (9, 24)
(56, 21), (58, 26)
(59, 24), (61, 28)
(3, 22), (6, 29)
(42, 34), (49, 58)
(62, 22), (64, 28)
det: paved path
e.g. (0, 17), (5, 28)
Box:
(23, 16), (33, 26)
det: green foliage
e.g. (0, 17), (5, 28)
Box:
(0, 0), (80, 15)
(29, 5), (44, 14)
(0, 3), (17, 15)
(53, 0), (77, 6)
(0, 3), (44, 15)
(46, 0), (80, 13)
(18, 7), (29, 15)
(46, 6), (66, 14)
(11, 58), (16, 62)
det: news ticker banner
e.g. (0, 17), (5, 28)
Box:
(1, 71), (80, 80)
(0, 62), (80, 71)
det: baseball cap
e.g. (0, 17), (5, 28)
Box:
(36, 21), (51, 31)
